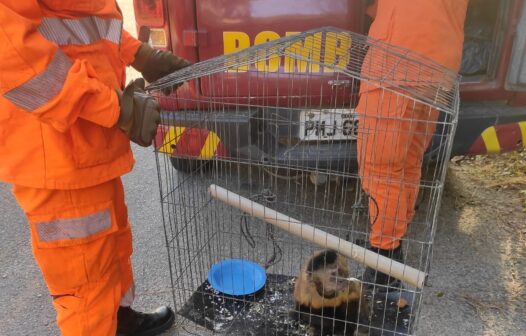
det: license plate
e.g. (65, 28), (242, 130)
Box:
(299, 109), (359, 141)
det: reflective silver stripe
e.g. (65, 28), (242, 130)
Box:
(3, 49), (71, 112)
(120, 283), (135, 307)
(35, 209), (112, 243)
(38, 16), (122, 46)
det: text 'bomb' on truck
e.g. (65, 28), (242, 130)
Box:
(134, 0), (526, 170)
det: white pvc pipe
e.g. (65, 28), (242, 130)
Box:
(209, 184), (426, 289)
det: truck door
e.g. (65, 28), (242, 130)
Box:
(194, 0), (365, 99)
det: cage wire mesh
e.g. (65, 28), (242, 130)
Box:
(147, 27), (460, 336)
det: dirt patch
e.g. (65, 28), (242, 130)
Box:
(419, 151), (525, 335)
(453, 150), (526, 200)
(449, 151), (526, 248)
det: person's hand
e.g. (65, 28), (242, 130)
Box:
(117, 78), (161, 147)
(131, 43), (191, 94)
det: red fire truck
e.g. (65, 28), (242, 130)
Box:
(133, 0), (526, 170)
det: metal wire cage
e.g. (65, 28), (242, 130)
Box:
(148, 27), (460, 335)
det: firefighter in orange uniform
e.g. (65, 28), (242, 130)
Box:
(357, 0), (469, 286)
(0, 1), (189, 335)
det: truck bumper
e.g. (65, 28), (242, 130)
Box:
(159, 109), (358, 172)
(454, 102), (526, 155)
(158, 102), (526, 172)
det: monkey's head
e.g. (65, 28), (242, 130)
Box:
(306, 250), (354, 299)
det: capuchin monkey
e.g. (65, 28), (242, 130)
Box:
(292, 250), (370, 336)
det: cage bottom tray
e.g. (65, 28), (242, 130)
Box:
(179, 274), (415, 336)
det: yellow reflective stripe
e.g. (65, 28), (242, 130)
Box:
(519, 122), (526, 149)
(159, 126), (185, 154)
(199, 131), (221, 159)
(481, 126), (501, 153)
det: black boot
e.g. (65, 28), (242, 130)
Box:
(117, 306), (175, 336)
(362, 243), (404, 291)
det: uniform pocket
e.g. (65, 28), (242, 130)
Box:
(68, 119), (111, 168)
(30, 203), (117, 249)
(29, 203), (119, 291)
(52, 294), (85, 313)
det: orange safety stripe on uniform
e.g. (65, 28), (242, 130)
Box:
(3, 49), (71, 112)
(481, 126), (501, 154)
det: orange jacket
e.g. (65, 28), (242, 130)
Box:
(0, 0), (142, 189)
(361, 0), (468, 94)
(367, 0), (468, 72)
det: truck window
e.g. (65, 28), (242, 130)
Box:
(460, 0), (504, 79)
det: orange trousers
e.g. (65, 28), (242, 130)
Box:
(357, 90), (438, 250)
(12, 178), (134, 336)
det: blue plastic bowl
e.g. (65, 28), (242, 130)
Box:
(208, 259), (266, 296)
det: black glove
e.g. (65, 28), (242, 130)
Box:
(131, 43), (191, 94)
(117, 78), (161, 147)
